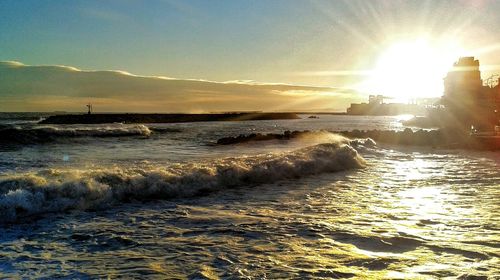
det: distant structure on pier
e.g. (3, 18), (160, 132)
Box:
(346, 95), (427, 115)
(86, 103), (93, 115)
(441, 57), (500, 131)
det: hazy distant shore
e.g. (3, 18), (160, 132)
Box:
(40, 112), (301, 124)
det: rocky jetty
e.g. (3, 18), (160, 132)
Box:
(338, 128), (457, 148)
(216, 128), (500, 150)
(40, 113), (301, 124)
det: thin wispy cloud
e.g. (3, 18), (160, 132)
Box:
(0, 61), (360, 112)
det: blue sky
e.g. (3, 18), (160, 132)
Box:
(2, 0), (498, 82)
(1, 0), (500, 111)
(1, 0), (339, 82)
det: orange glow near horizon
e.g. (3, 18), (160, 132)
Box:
(360, 38), (465, 102)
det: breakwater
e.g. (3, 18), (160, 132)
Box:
(217, 128), (500, 150)
(40, 113), (301, 124)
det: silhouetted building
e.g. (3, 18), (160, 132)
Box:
(442, 57), (500, 131)
(369, 95), (384, 105)
(347, 95), (425, 115)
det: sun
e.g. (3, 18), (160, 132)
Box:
(362, 39), (464, 102)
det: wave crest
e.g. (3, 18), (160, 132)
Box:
(0, 124), (152, 144)
(0, 142), (366, 223)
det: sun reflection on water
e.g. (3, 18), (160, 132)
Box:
(391, 158), (441, 181)
(398, 186), (449, 220)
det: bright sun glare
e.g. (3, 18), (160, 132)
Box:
(363, 39), (464, 102)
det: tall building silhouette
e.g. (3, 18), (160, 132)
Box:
(442, 57), (499, 131)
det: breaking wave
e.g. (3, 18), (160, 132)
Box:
(0, 124), (152, 145)
(0, 142), (368, 223)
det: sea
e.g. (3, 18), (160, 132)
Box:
(0, 113), (498, 279)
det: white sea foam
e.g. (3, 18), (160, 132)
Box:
(0, 124), (152, 144)
(292, 130), (377, 149)
(0, 142), (367, 222)
(29, 124), (151, 137)
(349, 137), (377, 148)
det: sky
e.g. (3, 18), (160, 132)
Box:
(1, 0), (500, 112)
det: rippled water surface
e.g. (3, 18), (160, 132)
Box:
(0, 114), (499, 279)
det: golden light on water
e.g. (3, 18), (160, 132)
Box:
(360, 38), (465, 101)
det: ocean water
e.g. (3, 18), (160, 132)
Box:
(0, 113), (498, 279)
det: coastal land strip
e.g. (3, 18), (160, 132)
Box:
(40, 112), (301, 124)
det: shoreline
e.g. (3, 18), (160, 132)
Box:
(39, 112), (301, 124)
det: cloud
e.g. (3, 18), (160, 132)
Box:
(0, 61), (361, 112)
